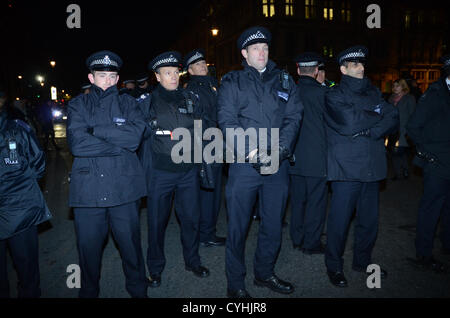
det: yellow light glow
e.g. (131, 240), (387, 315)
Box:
(50, 61), (56, 67)
(211, 28), (219, 36)
(18, 75), (22, 79)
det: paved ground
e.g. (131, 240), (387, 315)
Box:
(5, 126), (450, 298)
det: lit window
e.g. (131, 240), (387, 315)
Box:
(405, 11), (411, 29)
(286, 0), (294, 16)
(341, 0), (351, 23)
(323, 0), (333, 20)
(262, 0), (275, 17)
(305, 0), (316, 19)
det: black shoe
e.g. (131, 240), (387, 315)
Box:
(227, 289), (252, 298)
(148, 274), (161, 288)
(200, 236), (226, 247)
(302, 244), (326, 255)
(327, 271), (348, 287)
(292, 243), (303, 250)
(254, 275), (294, 294)
(412, 256), (446, 273)
(185, 265), (210, 278)
(352, 265), (388, 278)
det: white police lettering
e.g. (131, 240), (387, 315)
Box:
(242, 30), (266, 48)
(339, 50), (365, 64)
(4, 158), (19, 165)
(181, 302), (216, 315)
(153, 56), (179, 69)
(186, 52), (204, 66)
(90, 55), (118, 68)
(277, 91), (289, 101)
(298, 61), (319, 67)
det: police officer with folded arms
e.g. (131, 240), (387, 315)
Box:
(324, 45), (398, 287)
(184, 48), (226, 248)
(406, 54), (450, 271)
(217, 26), (302, 298)
(1, 89), (52, 298)
(289, 52), (328, 255)
(67, 51), (148, 298)
(139, 51), (209, 288)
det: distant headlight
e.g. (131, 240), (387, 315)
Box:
(62, 116), (67, 120)
(52, 110), (62, 118)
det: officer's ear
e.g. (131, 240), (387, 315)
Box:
(155, 71), (161, 83)
(188, 65), (194, 76)
(297, 67), (301, 76)
(88, 72), (95, 84)
(241, 48), (248, 59)
(340, 65), (348, 75)
(313, 66), (319, 77)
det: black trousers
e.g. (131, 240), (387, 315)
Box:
(73, 200), (147, 298)
(325, 181), (379, 273)
(289, 175), (328, 249)
(0, 226), (40, 298)
(146, 167), (201, 275)
(199, 165), (223, 242)
(415, 172), (450, 258)
(225, 162), (289, 291)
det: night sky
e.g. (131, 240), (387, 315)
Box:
(1, 0), (203, 95)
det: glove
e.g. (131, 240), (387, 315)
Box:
(252, 146), (295, 174)
(86, 126), (94, 135)
(352, 129), (370, 139)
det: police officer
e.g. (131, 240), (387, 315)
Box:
(135, 73), (152, 95)
(67, 50), (148, 298)
(217, 26), (302, 298)
(324, 45), (398, 287)
(316, 59), (336, 88)
(139, 51), (209, 288)
(184, 48), (226, 247)
(289, 52), (328, 255)
(0, 89), (52, 298)
(81, 83), (91, 95)
(406, 54), (450, 271)
(120, 79), (139, 97)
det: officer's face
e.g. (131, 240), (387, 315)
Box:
(88, 71), (119, 91)
(188, 60), (208, 76)
(242, 43), (269, 71)
(340, 61), (364, 79)
(156, 66), (180, 91)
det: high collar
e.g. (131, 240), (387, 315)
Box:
(340, 74), (369, 93)
(89, 84), (118, 99)
(298, 75), (321, 86)
(189, 75), (217, 86)
(242, 59), (277, 81)
(155, 84), (183, 103)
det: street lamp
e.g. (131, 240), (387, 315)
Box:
(50, 60), (56, 68)
(36, 75), (44, 83)
(17, 75), (22, 79)
(211, 28), (219, 37)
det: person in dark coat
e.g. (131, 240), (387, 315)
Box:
(138, 51), (210, 289)
(217, 26), (302, 298)
(388, 79), (416, 180)
(406, 54), (450, 272)
(184, 48), (226, 248)
(324, 45), (399, 287)
(67, 50), (148, 298)
(289, 52), (328, 255)
(0, 90), (52, 298)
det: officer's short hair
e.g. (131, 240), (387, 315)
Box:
(298, 66), (317, 75)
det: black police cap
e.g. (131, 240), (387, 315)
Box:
(148, 51), (182, 72)
(183, 49), (206, 70)
(136, 73), (149, 83)
(336, 45), (368, 66)
(81, 83), (91, 90)
(440, 54), (450, 69)
(86, 50), (123, 72)
(123, 79), (136, 84)
(237, 26), (271, 50)
(295, 52), (323, 67)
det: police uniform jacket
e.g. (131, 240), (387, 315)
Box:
(406, 77), (450, 179)
(325, 74), (399, 182)
(217, 60), (302, 160)
(0, 111), (51, 240)
(290, 76), (327, 177)
(67, 84), (147, 207)
(137, 84), (201, 178)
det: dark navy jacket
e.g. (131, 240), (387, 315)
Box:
(217, 60), (302, 163)
(406, 77), (450, 179)
(0, 111), (51, 240)
(325, 75), (399, 182)
(67, 84), (147, 207)
(290, 76), (327, 177)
